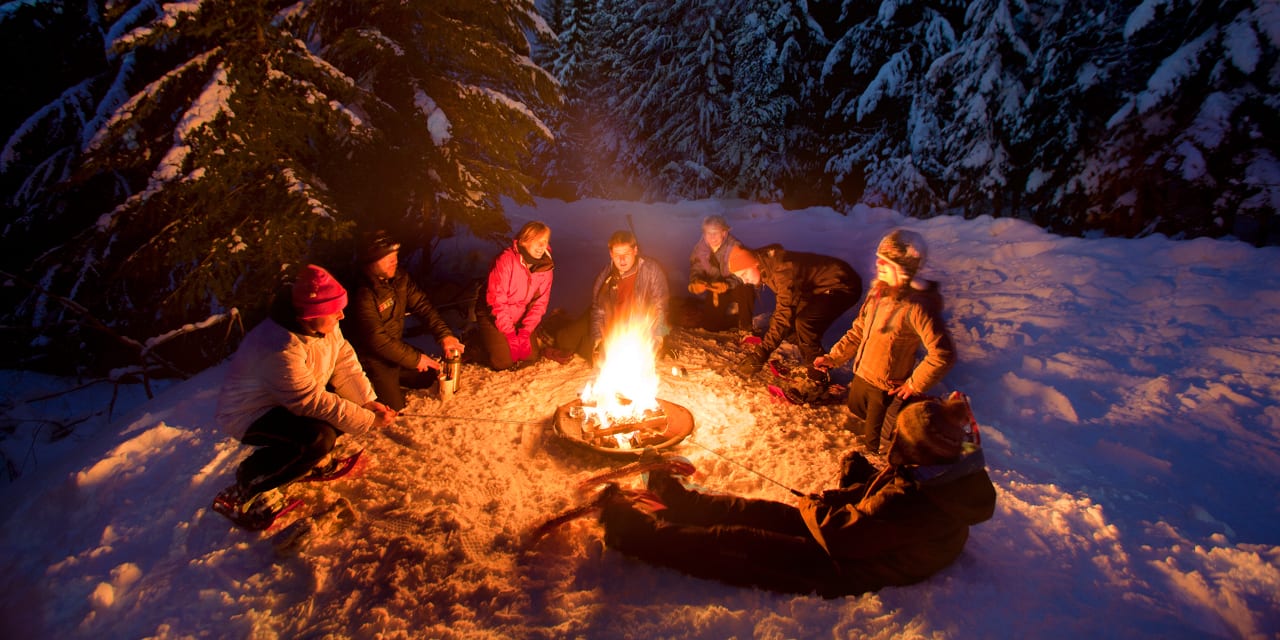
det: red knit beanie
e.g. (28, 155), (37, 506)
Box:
(727, 245), (758, 273)
(292, 264), (348, 319)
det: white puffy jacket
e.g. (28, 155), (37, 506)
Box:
(217, 314), (378, 440)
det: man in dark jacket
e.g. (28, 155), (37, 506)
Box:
(597, 394), (996, 597)
(727, 244), (862, 375)
(346, 230), (465, 411)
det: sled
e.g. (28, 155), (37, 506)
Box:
(552, 398), (695, 458)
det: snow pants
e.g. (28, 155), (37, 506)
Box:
(787, 289), (860, 363)
(845, 377), (916, 454)
(361, 356), (437, 411)
(602, 479), (868, 596)
(697, 283), (757, 332)
(237, 407), (339, 495)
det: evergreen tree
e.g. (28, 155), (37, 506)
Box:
(820, 0), (963, 215)
(719, 0), (802, 202)
(1068, 0), (1280, 242)
(0, 0), (558, 372)
(606, 0), (735, 200)
(911, 0), (1035, 218)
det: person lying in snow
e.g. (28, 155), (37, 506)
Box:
(814, 229), (956, 454)
(214, 265), (397, 528)
(596, 394), (996, 597)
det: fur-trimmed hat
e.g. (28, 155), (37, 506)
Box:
(359, 230), (400, 264)
(292, 264), (348, 319)
(876, 229), (928, 277)
(890, 397), (968, 465)
(727, 245), (758, 273)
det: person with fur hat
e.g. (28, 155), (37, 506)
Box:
(595, 394), (996, 597)
(476, 221), (555, 370)
(727, 243), (862, 376)
(346, 230), (465, 411)
(214, 264), (396, 529)
(687, 215), (756, 332)
(814, 229), (957, 454)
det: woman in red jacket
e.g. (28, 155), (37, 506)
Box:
(477, 221), (554, 370)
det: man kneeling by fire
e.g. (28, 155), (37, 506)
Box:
(595, 394), (996, 597)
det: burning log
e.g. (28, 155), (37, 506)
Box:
(555, 398), (693, 456)
(553, 308), (694, 456)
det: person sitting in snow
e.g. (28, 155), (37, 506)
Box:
(214, 264), (397, 529)
(687, 215), (755, 333)
(814, 229), (956, 454)
(727, 244), (862, 376)
(476, 221), (555, 371)
(554, 230), (670, 365)
(596, 394), (996, 597)
(346, 230), (466, 411)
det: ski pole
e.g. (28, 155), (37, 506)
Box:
(684, 438), (806, 497)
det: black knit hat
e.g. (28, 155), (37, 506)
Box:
(359, 230), (400, 263)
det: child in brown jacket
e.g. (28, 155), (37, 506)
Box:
(814, 229), (956, 453)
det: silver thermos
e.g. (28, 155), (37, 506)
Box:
(440, 348), (461, 400)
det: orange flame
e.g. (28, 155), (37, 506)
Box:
(579, 311), (661, 441)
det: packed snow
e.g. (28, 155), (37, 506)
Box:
(1, 198), (1278, 639)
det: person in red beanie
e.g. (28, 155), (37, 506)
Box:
(213, 264), (396, 530)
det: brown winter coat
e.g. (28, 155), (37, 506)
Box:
(755, 244), (861, 354)
(826, 279), (955, 394)
(800, 451), (997, 593)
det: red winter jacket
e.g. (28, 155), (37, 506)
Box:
(483, 241), (554, 360)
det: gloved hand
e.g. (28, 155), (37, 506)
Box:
(508, 330), (532, 362)
(688, 280), (708, 295)
(707, 280), (730, 295)
(733, 346), (767, 377)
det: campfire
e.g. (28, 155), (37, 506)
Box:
(555, 313), (694, 454)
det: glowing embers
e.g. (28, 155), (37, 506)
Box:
(553, 312), (694, 455)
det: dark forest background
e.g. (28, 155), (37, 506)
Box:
(1, 0), (1277, 375)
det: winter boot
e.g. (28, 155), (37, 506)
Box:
(212, 484), (301, 531)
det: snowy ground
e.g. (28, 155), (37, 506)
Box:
(1, 198), (1278, 639)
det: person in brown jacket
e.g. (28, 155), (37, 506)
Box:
(728, 244), (862, 376)
(596, 394), (996, 597)
(815, 229), (956, 453)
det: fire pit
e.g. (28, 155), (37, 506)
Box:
(553, 397), (694, 456)
(551, 310), (695, 457)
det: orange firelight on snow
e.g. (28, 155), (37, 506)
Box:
(578, 312), (663, 447)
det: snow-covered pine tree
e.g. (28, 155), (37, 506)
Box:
(1002, 0), (1129, 235)
(910, 0), (1036, 219)
(1068, 0), (1279, 242)
(537, 0), (609, 199)
(820, 0), (963, 215)
(718, 0), (802, 202)
(605, 0), (735, 200)
(1, 0), (558, 372)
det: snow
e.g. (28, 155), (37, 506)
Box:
(3, 198), (1280, 638)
